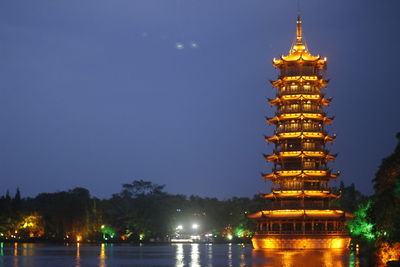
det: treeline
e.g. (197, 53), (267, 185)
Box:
(0, 180), (365, 243)
(0, 181), (268, 242)
(345, 133), (400, 244)
(343, 133), (400, 265)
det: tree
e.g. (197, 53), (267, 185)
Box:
(14, 188), (21, 202)
(371, 133), (400, 242)
(119, 180), (165, 198)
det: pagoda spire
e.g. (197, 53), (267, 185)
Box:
(296, 15), (303, 43)
(288, 15), (308, 55)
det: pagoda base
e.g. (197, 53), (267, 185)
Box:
(252, 234), (351, 249)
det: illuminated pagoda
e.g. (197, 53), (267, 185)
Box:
(247, 16), (353, 249)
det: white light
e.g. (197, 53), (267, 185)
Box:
(175, 42), (184, 50)
(192, 224), (199, 230)
(176, 225), (183, 230)
(191, 42), (198, 48)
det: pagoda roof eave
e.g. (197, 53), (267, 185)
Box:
(266, 133), (335, 143)
(273, 54), (321, 65)
(271, 77), (328, 88)
(263, 170), (339, 180)
(260, 191), (340, 199)
(267, 114), (334, 124)
(247, 209), (353, 220)
(265, 151), (336, 160)
(268, 95), (331, 106)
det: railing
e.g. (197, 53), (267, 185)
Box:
(278, 72), (323, 79)
(303, 186), (329, 191)
(275, 128), (327, 134)
(272, 148), (329, 154)
(277, 107), (323, 115)
(272, 166), (329, 171)
(277, 90), (323, 97)
(272, 187), (329, 192)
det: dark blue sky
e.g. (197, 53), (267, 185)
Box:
(1, 0), (399, 198)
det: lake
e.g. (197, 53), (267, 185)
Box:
(0, 242), (360, 266)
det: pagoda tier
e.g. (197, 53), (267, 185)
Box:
(265, 151), (336, 162)
(271, 77), (328, 88)
(266, 132), (335, 143)
(268, 95), (332, 106)
(247, 16), (352, 249)
(263, 170), (339, 180)
(267, 114), (334, 125)
(260, 190), (340, 200)
(248, 210), (352, 220)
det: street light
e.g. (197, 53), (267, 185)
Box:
(192, 224), (199, 230)
(176, 225), (183, 230)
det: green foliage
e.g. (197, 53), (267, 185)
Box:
(100, 225), (116, 239)
(348, 200), (376, 241)
(371, 133), (400, 242)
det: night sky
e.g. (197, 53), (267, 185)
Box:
(1, 0), (399, 199)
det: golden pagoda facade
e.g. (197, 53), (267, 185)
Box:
(248, 16), (353, 249)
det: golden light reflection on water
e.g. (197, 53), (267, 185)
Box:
(75, 242), (80, 267)
(240, 244), (246, 267)
(281, 250), (294, 267)
(5, 243), (364, 266)
(99, 243), (106, 267)
(13, 242), (18, 256)
(13, 242), (18, 267)
(21, 243), (28, 257)
(252, 248), (351, 267)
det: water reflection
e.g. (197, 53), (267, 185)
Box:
(75, 242), (80, 267)
(349, 250), (360, 267)
(174, 243), (201, 267)
(0, 243), (3, 267)
(13, 242), (18, 267)
(239, 244), (246, 267)
(191, 244), (200, 267)
(3, 242), (357, 266)
(207, 243), (213, 265)
(13, 242), (18, 256)
(326, 249), (347, 267)
(227, 243), (232, 267)
(252, 248), (350, 267)
(99, 243), (106, 267)
(281, 250), (294, 267)
(175, 243), (184, 267)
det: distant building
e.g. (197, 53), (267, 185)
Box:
(247, 16), (353, 249)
